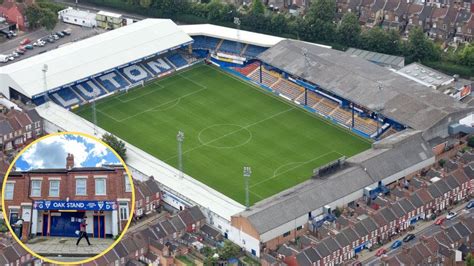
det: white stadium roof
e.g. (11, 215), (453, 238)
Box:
(0, 19), (192, 99)
(36, 102), (246, 221)
(179, 24), (284, 47)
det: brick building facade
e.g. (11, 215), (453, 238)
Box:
(4, 154), (133, 241)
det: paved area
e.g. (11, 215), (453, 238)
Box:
(53, 0), (145, 21)
(26, 236), (114, 261)
(360, 201), (472, 265)
(0, 22), (105, 66)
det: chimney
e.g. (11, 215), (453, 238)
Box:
(66, 153), (74, 170)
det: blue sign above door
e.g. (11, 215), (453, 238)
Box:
(33, 200), (117, 211)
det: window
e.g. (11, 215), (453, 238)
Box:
(124, 175), (131, 192)
(31, 180), (41, 197)
(296, 225), (303, 231)
(49, 180), (60, 197)
(95, 178), (106, 195)
(119, 202), (129, 220)
(283, 231), (290, 237)
(5, 183), (14, 200)
(76, 179), (87, 195)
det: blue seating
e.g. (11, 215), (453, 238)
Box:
(219, 40), (242, 54)
(192, 36), (220, 50)
(72, 80), (107, 101)
(49, 87), (83, 108)
(142, 56), (174, 75)
(167, 53), (188, 69)
(95, 71), (130, 92)
(118, 64), (152, 84)
(245, 45), (267, 58)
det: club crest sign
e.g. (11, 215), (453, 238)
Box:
(33, 200), (116, 211)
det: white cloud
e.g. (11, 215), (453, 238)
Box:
(20, 135), (89, 169)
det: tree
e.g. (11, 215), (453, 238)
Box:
(40, 9), (58, 30)
(250, 0), (265, 15)
(25, 5), (43, 29)
(467, 253), (474, 266)
(270, 14), (287, 34)
(337, 12), (360, 47)
(218, 240), (241, 260)
(307, 0), (336, 23)
(406, 26), (440, 63)
(468, 136), (474, 148)
(101, 133), (127, 161)
(207, 0), (224, 21)
(458, 42), (474, 67)
(139, 0), (152, 8)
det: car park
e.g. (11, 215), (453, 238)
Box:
(403, 234), (415, 242)
(466, 201), (474, 209)
(391, 240), (402, 249)
(447, 211), (457, 220)
(375, 248), (387, 257)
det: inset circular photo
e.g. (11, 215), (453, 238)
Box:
(1, 132), (135, 264)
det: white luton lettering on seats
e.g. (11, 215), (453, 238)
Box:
(123, 65), (148, 81)
(76, 81), (102, 98)
(51, 90), (80, 107)
(100, 72), (122, 89)
(146, 58), (171, 74)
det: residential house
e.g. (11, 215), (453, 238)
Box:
(429, 6), (450, 40)
(0, 108), (43, 152)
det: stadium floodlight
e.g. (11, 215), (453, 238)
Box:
(177, 131), (185, 179)
(243, 166), (251, 210)
(42, 64), (49, 104)
(92, 90), (98, 136)
(234, 17), (241, 58)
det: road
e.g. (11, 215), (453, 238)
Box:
(0, 22), (104, 65)
(53, 0), (146, 21)
(361, 202), (472, 265)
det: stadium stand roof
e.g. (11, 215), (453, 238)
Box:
(345, 48), (405, 69)
(258, 40), (473, 132)
(179, 24), (284, 47)
(0, 19), (192, 99)
(396, 62), (454, 89)
(35, 102), (245, 221)
(235, 130), (434, 237)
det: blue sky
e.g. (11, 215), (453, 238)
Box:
(15, 134), (121, 171)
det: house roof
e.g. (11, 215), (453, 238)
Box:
(409, 193), (424, 208)
(398, 198), (416, 213)
(304, 247), (322, 262)
(427, 183), (442, 198)
(314, 242), (331, 258)
(296, 251), (312, 266)
(360, 216), (378, 232)
(353, 221), (369, 237)
(380, 207), (397, 222)
(335, 232), (350, 247)
(390, 202), (406, 217)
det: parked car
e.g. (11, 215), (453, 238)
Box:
(8, 30), (17, 37)
(375, 248), (387, 257)
(15, 49), (24, 55)
(24, 44), (33, 49)
(46, 37), (55, 43)
(11, 52), (20, 58)
(62, 28), (72, 35)
(33, 41), (45, 47)
(56, 31), (65, 37)
(52, 34), (59, 40)
(391, 240), (402, 249)
(447, 211), (458, 220)
(435, 217), (446, 225)
(466, 201), (474, 209)
(7, 55), (15, 61)
(0, 54), (9, 63)
(19, 38), (31, 45)
(403, 234), (416, 242)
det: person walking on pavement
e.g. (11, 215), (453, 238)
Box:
(76, 216), (91, 246)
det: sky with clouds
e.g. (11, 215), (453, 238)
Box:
(15, 134), (121, 171)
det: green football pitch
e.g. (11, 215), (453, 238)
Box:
(75, 64), (371, 205)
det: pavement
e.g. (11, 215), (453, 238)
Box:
(360, 201), (472, 265)
(26, 236), (114, 262)
(0, 22), (105, 66)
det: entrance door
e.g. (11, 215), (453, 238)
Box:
(50, 212), (84, 237)
(42, 213), (49, 236)
(93, 215), (105, 238)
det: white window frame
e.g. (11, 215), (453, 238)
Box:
(49, 180), (60, 197)
(95, 178), (106, 195)
(5, 183), (14, 200)
(124, 174), (131, 192)
(119, 202), (129, 221)
(76, 178), (87, 195)
(31, 180), (41, 197)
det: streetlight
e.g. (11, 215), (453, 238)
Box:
(177, 131), (185, 179)
(243, 166), (251, 210)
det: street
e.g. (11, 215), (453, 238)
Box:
(361, 202), (473, 265)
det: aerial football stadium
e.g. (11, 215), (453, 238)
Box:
(0, 19), (472, 257)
